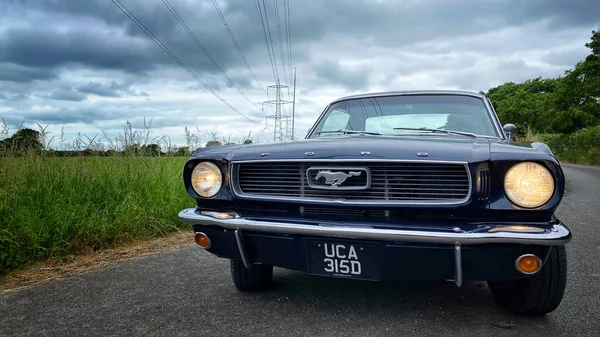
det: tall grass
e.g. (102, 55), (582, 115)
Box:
(0, 119), (268, 275)
(0, 156), (191, 275)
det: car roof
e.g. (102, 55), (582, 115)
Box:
(330, 90), (486, 104)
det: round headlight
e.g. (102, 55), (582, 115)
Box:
(504, 162), (554, 208)
(191, 162), (222, 198)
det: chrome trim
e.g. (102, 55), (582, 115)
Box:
(201, 210), (236, 219)
(514, 254), (543, 275)
(234, 229), (253, 268)
(454, 243), (463, 287)
(230, 159), (472, 206)
(305, 103), (333, 139)
(329, 90), (486, 105)
(483, 96), (505, 138)
(178, 208), (573, 246)
(488, 225), (545, 233)
(306, 166), (371, 190)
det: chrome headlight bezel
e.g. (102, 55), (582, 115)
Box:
(190, 161), (223, 198)
(503, 161), (555, 209)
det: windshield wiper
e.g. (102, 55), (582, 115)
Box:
(392, 127), (477, 138)
(315, 129), (383, 136)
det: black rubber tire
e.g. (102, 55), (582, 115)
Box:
(488, 245), (567, 316)
(230, 259), (273, 291)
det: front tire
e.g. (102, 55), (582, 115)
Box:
(488, 245), (567, 315)
(230, 259), (273, 291)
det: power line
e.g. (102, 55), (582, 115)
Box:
(110, 0), (261, 125)
(284, 0), (293, 90)
(255, 0), (277, 82)
(258, 0), (296, 142)
(262, 0), (279, 81)
(260, 0), (279, 81)
(209, 0), (267, 95)
(272, 0), (289, 86)
(162, 0), (263, 113)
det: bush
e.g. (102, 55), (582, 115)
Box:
(525, 126), (600, 166)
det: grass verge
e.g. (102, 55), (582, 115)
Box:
(0, 228), (193, 292)
(0, 156), (192, 275)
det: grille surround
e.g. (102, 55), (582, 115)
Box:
(230, 159), (472, 205)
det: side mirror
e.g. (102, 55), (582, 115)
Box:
(503, 123), (517, 141)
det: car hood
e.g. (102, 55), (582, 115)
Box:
(193, 135), (494, 163)
(488, 140), (555, 161)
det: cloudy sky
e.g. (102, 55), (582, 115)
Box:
(1, 0), (599, 149)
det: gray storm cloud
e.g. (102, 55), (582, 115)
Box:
(0, 0), (599, 145)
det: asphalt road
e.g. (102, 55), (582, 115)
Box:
(2, 163), (600, 336)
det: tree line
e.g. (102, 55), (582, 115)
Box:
(483, 30), (600, 136)
(0, 128), (254, 157)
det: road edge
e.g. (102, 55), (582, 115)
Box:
(0, 228), (194, 293)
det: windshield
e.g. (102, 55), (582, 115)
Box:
(308, 94), (499, 138)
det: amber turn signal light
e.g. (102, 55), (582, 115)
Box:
(515, 254), (542, 274)
(195, 232), (211, 249)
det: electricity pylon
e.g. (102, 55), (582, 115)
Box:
(263, 79), (293, 141)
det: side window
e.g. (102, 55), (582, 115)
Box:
(320, 109), (350, 132)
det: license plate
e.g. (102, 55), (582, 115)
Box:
(306, 240), (380, 281)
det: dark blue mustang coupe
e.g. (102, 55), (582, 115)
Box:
(179, 90), (572, 315)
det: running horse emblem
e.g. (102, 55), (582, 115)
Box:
(315, 170), (362, 188)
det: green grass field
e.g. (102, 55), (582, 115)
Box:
(0, 156), (192, 275)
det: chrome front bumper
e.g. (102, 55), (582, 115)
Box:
(178, 208), (572, 246)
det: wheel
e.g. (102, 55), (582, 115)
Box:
(488, 245), (567, 315)
(230, 259), (273, 291)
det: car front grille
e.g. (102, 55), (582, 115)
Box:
(231, 161), (472, 205)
